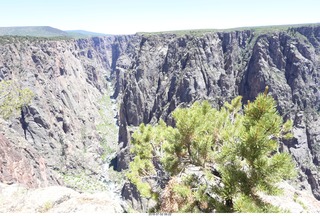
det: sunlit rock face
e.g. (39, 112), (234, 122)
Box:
(111, 27), (320, 202)
(0, 36), (117, 187)
(0, 25), (320, 212)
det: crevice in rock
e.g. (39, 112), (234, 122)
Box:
(305, 168), (320, 200)
(181, 53), (189, 70)
(200, 68), (210, 96)
(23, 147), (36, 161)
(20, 106), (35, 142)
(20, 108), (28, 140)
(111, 44), (120, 72)
(306, 126), (313, 157)
(109, 155), (118, 171)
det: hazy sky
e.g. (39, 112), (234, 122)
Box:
(0, 0), (319, 34)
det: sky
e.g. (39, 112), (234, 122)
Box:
(0, 0), (319, 34)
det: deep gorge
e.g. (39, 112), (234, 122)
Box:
(0, 25), (320, 212)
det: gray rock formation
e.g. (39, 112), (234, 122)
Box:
(111, 26), (320, 204)
(0, 25), (320, 212)
(0, 36), (119, 190)
(0, 183), (123, 213)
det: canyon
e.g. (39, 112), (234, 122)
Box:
(0, 25), (320, 212)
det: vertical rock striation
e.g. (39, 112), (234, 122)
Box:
(111, 26), (320, 201)
(0, 25), (319, 205)
(0, 36), (121, 188)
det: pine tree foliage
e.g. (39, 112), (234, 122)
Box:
(127, 90), (297, 213)
(0, 80), (34, 119)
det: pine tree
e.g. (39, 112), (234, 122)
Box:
(127, 89), (296, 213)
(0, 80), (34, 119)
(215, 92), (296, 212)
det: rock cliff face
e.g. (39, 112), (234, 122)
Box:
(111, 26), (320, 201)
(0, 36), (117, 189)
(0, 25), (320, 211)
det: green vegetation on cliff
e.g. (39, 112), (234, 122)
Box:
(127, 89), (296, 213)
(0, 80), (34, 119)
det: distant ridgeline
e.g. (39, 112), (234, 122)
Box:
(1, 23), (319, 38)
(0, 23), (320, 213)
(0, 26), (110, 38)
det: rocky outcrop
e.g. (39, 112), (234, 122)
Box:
(0, 183), (123, 213)
(111, 26), (320, 203)
(258, 181), (320, 213)
(0, 130), (60, 187)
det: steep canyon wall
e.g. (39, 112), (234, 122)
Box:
(0, 26), (319, 202)
(112, 27), (320, 200)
